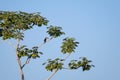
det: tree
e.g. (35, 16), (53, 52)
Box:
(0, 11), (94, 80)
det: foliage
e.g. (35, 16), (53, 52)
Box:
(0, 11), (48, 40)
(17, 45), (43, 59)
(0, 11), (94, 80)
(68, 57), (94, 71)
(43, 58), (64, 72)
(47, 25), (65, 38)
(43, 57), (94, 72)
(61, 37), (79, 54)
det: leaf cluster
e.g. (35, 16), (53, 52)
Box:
(61, 37), (79, 54)
(0, 11), (48, 40)
(47, 26), (65, 38)
(68, 57), (94, 71)
(43, 58), (64, 72)
(17, 45), (43, 59)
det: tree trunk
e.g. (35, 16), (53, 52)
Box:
(17, 56), (25, 80)
(16, 39), (25, 80)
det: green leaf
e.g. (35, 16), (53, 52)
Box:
(0, 11), (49, 40)
(68, 57), (94, 71)
(47, 25), (65, 38)
(44, 58), (64, 72)
(42, 62), (46, 65)
(61, 37), (79, 54)
(39, 52), (43, 55)
(31, 53), (40, 59)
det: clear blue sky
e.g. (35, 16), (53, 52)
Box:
(0, 0), (120, 80)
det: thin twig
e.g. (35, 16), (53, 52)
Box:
(38, 42), (44, 48)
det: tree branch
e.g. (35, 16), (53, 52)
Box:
(64, 54), (71, 61)
(21, 37), (53, 69)
(38, 37), (53, 48)
(46, 69), (58, 80)
(21, 57), (31, 69)
(47, 54), (71, 80)
(16, 38), (25, 80)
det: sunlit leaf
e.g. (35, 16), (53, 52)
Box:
(61, 37), (79, 54)
(0, 11), (49, 40)
(44, 58), (64, 72)
(47, 25), (65, 38)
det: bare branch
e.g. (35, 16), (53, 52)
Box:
(21, 58), (31, 69)
(38, 37), (53, 48)
(64, 54), (71, 61)
(46, 69), (58, 80)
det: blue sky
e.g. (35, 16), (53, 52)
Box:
(0, 0), (120, 80)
